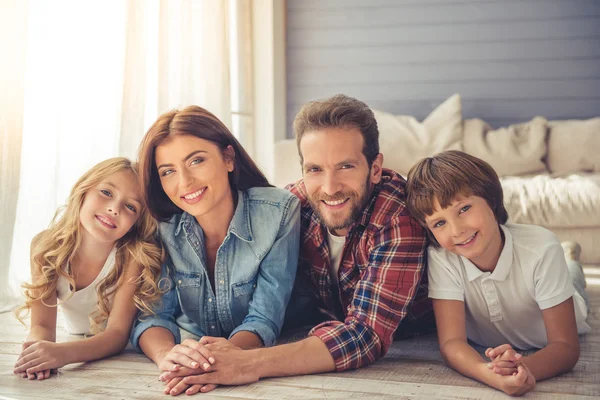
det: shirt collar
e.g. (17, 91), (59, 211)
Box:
(462, 224), (512, 282)
(173, 190), (253, 242)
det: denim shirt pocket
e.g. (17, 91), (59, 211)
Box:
(230, 275), (258, 325)
(174, 273), (203, 317)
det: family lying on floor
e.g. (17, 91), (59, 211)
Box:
(12, 94), (590, 397)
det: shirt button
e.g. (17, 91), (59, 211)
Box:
(178, 280), (182, 285)
(219, 280), (224, 284)
(211, 325), (215, 329)
(253, 284), (256, 288)
(208, 298), (212, 302)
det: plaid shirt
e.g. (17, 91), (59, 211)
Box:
(287, 168), (433, 371)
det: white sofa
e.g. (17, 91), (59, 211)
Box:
(274, 94), (600, 264)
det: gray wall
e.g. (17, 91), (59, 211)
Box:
(286, 0), (600, 136)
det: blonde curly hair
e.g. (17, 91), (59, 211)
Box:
(16, 157), (164, 334)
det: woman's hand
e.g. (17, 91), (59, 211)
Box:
(158, 339), (216, 373)
(14, 340), (65, 379)
(162, 372), (218, 396)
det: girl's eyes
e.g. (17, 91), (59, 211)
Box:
(126, 204), (137, 213)
(100, 189), (112, 197)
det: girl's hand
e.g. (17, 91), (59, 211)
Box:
(158, 339), (216, 373)
(14, 340), (66, 378)
(162, 375), (218, 396)
(486, 344), (522, 376)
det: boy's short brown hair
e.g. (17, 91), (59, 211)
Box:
(406, 150), (508, 246)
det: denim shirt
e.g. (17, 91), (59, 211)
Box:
(131, 187), (300, 348)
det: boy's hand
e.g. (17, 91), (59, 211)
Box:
(14, 341), (64, 379)
(486, 344), (522, 376)
(498, 364), (536, 396)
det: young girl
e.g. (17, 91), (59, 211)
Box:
(133, 106), (300, 396)
(13, 157), (164, 380)
(406, 151), (590, 397)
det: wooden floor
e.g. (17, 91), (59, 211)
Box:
(1, 267), (599, 400)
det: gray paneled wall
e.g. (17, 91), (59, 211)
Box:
(286, 0), (600, 136)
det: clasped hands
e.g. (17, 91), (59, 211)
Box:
(485, 344), (536, 396)
(158, 336), (258, 396)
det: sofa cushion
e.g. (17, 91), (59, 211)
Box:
(373, 94), (463, 176)
(463, 117), (548, 177)
(501, 173), (600, 228)
(547, 118), (600, 174)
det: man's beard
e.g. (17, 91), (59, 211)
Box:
(307, 175), (372, 233)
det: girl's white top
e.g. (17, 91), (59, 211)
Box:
(56, 247), (117, 334)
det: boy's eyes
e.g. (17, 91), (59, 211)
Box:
(459, 205), (471, 213)
(433, 220), (445, 228)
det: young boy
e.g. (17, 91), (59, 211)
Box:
(406, 150), (590, 397)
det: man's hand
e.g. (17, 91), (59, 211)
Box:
(14, 341), (64, 380)
(486, 344), (522, 376)
(163, 336), (261, 387)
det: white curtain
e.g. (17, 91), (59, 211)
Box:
(0, 0), (253, 310)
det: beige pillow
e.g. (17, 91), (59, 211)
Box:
(547, 118), (600, 174)
(463, 117), (548, 177)
(374, 94), (463, 176)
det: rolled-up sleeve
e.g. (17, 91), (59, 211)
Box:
(309, 215), (427, 371)
(130, 261), (182, 350)
(229, 196), (301, 346)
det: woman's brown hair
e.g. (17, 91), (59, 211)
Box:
(138, 106), (272, 222)
(406, 150), (509, 246)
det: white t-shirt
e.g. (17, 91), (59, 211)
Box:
(326, 229), (346, 289)
(56, 247), (117, 334)
(428, 223), (590, 349)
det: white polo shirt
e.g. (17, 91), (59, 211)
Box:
(428, 223), (590, 350)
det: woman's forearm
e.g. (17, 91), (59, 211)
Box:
(229, 331), (264, 350)
(139, 327), (177, 366)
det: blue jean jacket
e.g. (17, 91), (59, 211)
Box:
(130, 187), (300, 348)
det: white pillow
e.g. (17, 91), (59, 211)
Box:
(463, 117), (548, 177)
(374, 94), (463, 176)
(547, 118), (600, 174)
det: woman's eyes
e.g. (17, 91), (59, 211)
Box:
(160, 169), (174, 177)
(190, 157), (204, 165)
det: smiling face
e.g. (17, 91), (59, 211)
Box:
(300, 127), (382, 236)
(425, 194), (504, 271)
(155, 134), (234, 223)
(79, 170), (142, 244)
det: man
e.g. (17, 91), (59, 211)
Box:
(159, 94), (433, 394)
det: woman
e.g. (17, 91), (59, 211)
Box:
(132, 106), (300, 396)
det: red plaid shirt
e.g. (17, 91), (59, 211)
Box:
(287, 168), (433, 371)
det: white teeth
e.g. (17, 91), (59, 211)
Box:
(324, 199), (346, 206)
(458, 233), (476, 245)
(98, 215), (115, 227)
(184, 188), (205, 200)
